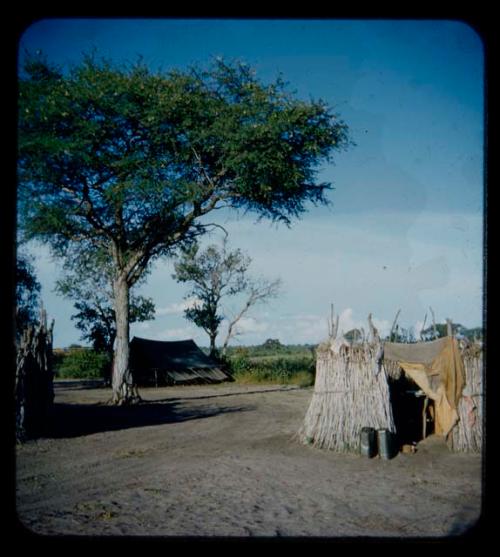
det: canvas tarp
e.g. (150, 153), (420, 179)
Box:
(129, 337), (231, 385)
(383, 337), (466, 437)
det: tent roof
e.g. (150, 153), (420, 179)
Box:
(383, 337), (449, 365)
(130, 337), (220, 371)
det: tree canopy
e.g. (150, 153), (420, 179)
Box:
(18, 52), (352, 403)
(18, 53), (351, 262)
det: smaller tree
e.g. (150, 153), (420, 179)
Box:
(344, 328), (363, 343)
(420, 322), (479, 341)
(262, 338), (283, 351)
(56, 274), (155, 355)
(173, 239), (281, 357)
(55, 250), (155, 381)
(15, 251), (42, 339)
(55, 347), (111, 380)
(221, 278), (282, 356)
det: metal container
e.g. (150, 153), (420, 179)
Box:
(377, 428), (396, 460)
(360, 427), (377, 458)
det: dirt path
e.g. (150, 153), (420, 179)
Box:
(15, 381), (482, 538)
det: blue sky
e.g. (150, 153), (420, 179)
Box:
(18, 18), (485, 348)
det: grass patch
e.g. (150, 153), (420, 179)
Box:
(228, 354), (315, 387)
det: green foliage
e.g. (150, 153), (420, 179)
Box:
(462, 327), (483, 341)
(344, 328), (363, 342)
(416, 323), (483, 342)
(386, 326), (417, 343)
(18, 51), (350, 395)
(227, 351), (315, 387)
(15, 251), (42, 337)
(225, 342), (315, 358)
(54, 347), (111, 379)
(18, 53), (351, 257)
(221, 340), (315, 386)
(262, 338), (283, 351)
(173, 239), (251, 354)
(55, 249), (155, 353)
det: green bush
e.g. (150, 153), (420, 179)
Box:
(224, 343), (316, 359)
(55, 348), (111, 379)
(228, 354), (315, 386)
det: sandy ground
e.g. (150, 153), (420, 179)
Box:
(15, 380), (483, 540)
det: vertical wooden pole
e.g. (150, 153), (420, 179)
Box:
(389, 309), (401, 342)
(429, 306), (438, 339)
(422, 396), (429, 440)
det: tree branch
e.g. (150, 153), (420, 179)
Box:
(221, 278), (281, 354)
(367, 313), (380, 344)
(199, 222), (229, 239)
(419, 312), (428, 341)
(429, 306), (438, 339)
(389, 308), (401, 341)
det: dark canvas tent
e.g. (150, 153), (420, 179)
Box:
(129, 337), (232, 386)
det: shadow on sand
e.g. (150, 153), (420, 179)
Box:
(153, 385), (300, 404)
(52, 379), (107, 391)
(46, 398), (251, 439)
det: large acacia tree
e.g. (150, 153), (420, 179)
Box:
(18, 53), (351, 404)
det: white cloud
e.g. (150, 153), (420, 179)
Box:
(336, 308), (391, 339)
(372, 318), (391, 339)
(154, 326), (196, 340)
(155, 297), (200, 316)
(413, 320), (426, 338)
(27, 206), (483, 348)
(270, 313), (328, 344)
(230, 316), (270, 335)
(269, 308), (393, 345)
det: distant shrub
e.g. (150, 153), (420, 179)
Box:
(228, 354), (315, 387)
(55, 348), (111, 379)
(262, 338), (283, 351)
(225, 343), (316, 359)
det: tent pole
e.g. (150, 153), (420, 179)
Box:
(422, 396), (429, 440)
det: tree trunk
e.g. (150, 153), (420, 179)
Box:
(111, 275), (140, 405)
(209, 332), (218, 359)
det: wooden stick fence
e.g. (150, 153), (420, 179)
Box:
(297, 341), (395, 452)
(297, 308), (483, 454)
(448, 341), (483, 452)
(15, 309), (54, 442)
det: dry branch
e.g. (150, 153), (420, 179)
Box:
(389, 309), (401, 341)
(429, 306), (438, 339)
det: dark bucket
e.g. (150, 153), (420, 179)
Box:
(360, 427), (377, 458)
(377, 428), (396, 459)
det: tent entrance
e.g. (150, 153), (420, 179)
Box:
(389, 372), (435, 447)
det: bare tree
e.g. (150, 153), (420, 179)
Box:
(174, 238), (281, 357)
(221, 278), (282, 356)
